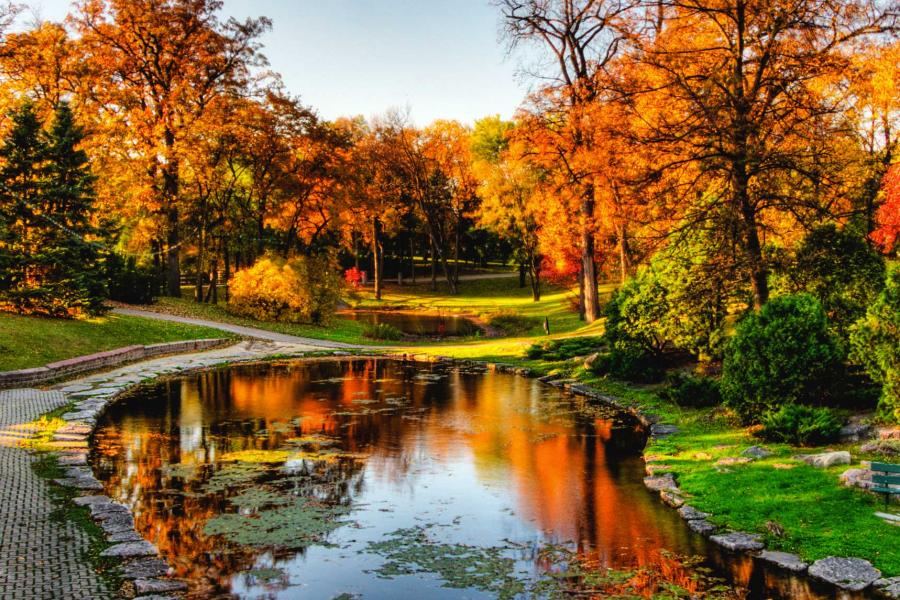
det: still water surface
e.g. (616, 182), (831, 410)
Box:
(91, 359), (836, 599)
(340, 311), (481, 336)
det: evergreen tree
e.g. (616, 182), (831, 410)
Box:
(0, 101), (106, 316)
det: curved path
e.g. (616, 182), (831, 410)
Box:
(112, 307), (366, 348)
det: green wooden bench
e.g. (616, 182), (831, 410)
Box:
(871, 461), (900, 506)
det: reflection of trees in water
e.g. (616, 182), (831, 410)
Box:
(91, 359), (705, 598)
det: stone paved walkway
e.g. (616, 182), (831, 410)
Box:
(0, 389), (117, 599)
(112, 307), (366, 347)
(0, 339), (359, 600)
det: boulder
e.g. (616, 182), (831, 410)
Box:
(795, 451), (851, 468)
(710, 532), (765, 552)
(650, 423), (679, 437)
(121, 558), (171, 580)
(687, 518), (717, 536)
(839, 468), (871, 488)
(678, 505), (711, 521)
(742, 445), (773, 459)
(643, 473), (678, 492)
(875, 577), (900, 599)
(134, 579), (187, 595)
(100, 540), (157, 558)
(839, 422), (872, 443)
(860, 440), (900, 456)
(757, 550), (808, 573)
(808, 557), (881, 592)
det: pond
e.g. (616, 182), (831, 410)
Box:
(91, 359), (839, 599)
(340, 310), (481, 337)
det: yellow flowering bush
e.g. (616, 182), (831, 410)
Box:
(228, 255), (342, 324)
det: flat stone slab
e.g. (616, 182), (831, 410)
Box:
(73, 495), (112, 507)
(134, 579), (187, 594)
(643, 473), (678, 492)
(875, 577), (900, 598)
(808, 556), (881, 591)
(687, 518), (717, 536)
(650, 423), (679, 437)
(678, 505), (711, 521)
(742, 445), (773, 459)
(710, 532), (765, 552)
(54, 476), (103, 490)
(97, 512), (136, 535)
(58, 453), (88, 466)
(121, 558), (171, 580)
(795, 451), (851, 468)
(100, 540), (157, 558)
(757, 550), (808, 573)
(107, 529), (144, 543)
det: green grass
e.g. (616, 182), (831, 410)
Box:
(161, 276), (612, 347)
(0, 312), (236, 371)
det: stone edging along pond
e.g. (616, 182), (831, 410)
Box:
(43, 345), (900, 599)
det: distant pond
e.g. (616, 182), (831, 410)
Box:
(340, 310), (482, 337)
(91, 359), (845, 599)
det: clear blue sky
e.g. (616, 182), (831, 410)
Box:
(20, 0), (530, 125)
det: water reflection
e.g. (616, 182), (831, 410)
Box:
(340, 310), (481, 336)
(90, 359), (835, 599)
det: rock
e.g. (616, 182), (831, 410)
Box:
(808, 557), (881, 592)
(757, 550), (808, 573)
(107, 529), (143, 543)
(839, 422), (872, 442)
(687, 519), (717, 536)
(100, 540), (157, 558)
(73, 495), (111, 507)
(660, 490), (685, 508)
(710, 532), (765, 552)
(840, 468), (871, 488)
(795, 451), (851, 468)
(742, 445), (773, 459)
(134, 596), (177, 600)
(650, 423), (679, 437)
(678, 505), (711, 521)
(134, 579), (187, 594)
(716, 457), (753, 466)
(57, 453), (88, 466)
(53, 476), (103, 491)
(97, 512), (136, 535)
(121, 558), (171, 580)
(90, 501), (130, 519)
(877, 427), (900, 440)
(875, 577), (900, 599)
(860, 440), (900, 456)
(643, 473), (678, 492)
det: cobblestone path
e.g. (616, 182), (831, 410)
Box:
(0, 389), (117, 600)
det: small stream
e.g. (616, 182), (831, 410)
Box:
(340, 310), (482, 336)
(90, 359), (850, 599)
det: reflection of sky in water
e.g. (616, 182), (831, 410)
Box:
(91, 359), (712, 598)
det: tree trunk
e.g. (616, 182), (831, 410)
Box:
(529, 254), (541, 302)
(165, 205), (180, 297)
(223, 242), (231, 303)
(195, 226), (204, 303)
(518, 263), (526, 288)
(617, 223), (629, 284)
(430, 237), (437, 291)
(581, 185), (599, 322)
(372, 216), (383, 300)
(453, 220), (460, 286)
(409, 236), (416, 283)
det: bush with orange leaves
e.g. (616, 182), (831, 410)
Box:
(227, 255), (342, 324)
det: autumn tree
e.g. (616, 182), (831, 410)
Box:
(496, 0), (634, 321)
(623, 0), (898, 309)
(74, 0), (270, 296)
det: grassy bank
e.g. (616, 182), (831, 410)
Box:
(154, 276), (611, 346)
(0, 312), (235, 371)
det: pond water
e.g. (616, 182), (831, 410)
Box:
(91, 359), (840, 599)
(340, 310), (481, 336)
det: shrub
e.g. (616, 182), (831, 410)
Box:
(228, 255), (342, 325)
(660, 372), (722, 408)
(759, 404), (841, 446)
(603, 268), (668, 356)
(721, 294), (844, 423)
(850, 267), (900, 422)
(525, 336), (605, 361)
(362, 322), (403, 340)
(590, 347), (665, 383)
(484, 309), (540, 336)
(106, 254), (157, 305)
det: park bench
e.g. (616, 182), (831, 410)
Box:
(871, 461), (900, 506)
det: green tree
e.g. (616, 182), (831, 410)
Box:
(0, 101), (106, 316)
(850, 267), (900, 422)
(721, 295), (844, 423)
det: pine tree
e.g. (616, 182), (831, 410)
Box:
(41, 101), (106, 315)
(0, 102), (46, 311)
(0, 101), (106, 316)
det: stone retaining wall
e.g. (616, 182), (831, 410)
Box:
(0, 339), (227, 389)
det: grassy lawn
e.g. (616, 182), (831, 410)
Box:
(158, 276), (613, 346)
(0, 312), (235, 371)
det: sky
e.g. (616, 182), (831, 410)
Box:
(19, 0), (533, 125)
